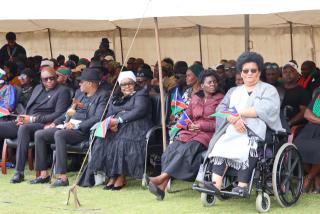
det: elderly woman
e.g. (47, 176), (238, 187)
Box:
(294, 87), (320, 193)
(204, 52), (284, 195)
(147, 71), (224, 200)
(79, 71), (152, 190)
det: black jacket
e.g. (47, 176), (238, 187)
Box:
(106, 88), (150, 123)
(54, 88), (108, 133)
(24, 84), (71, 124)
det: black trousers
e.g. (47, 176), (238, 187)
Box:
(0, 121), (44, 173)
(34, 128), (87, 174)
(211, 156), (258, 183)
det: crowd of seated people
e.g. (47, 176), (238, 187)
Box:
(0, 31), (320, 201)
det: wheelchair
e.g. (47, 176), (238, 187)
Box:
(192, 129), (303, 213)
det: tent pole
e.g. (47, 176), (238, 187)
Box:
(310, 25), (317, 63)
(244, 14), (250, 52)
(289, 21), (294, 60)
(197, 25), (203, 63)
(117, 26), (124, 65)
(154, 17), (167, 152)
(47, 28), (53, 59)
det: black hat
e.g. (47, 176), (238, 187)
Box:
(20, 68), (35, 78)
(136, 69), (153, 80)
(76, 68), (100, 82)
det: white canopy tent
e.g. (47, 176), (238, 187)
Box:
(1, 0), (320, 67)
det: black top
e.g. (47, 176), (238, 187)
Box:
(281, 85), (311, 120)
(0, 43), (26, 67)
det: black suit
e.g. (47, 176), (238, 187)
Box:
(34, 88), (108, 174)
(0, 84), (71, 173)
(0, 43), (26, 68)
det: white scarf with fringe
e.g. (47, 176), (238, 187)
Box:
(208, 86), (259, 170)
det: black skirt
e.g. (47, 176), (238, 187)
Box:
(294, 123), (320, 164)
(161, 140), (206, 181)
(78, 118), (152, 187)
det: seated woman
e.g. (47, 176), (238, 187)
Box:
(0, 68), (16, 112)
(147, 71), (224, 200)
(294, 87), (320, 193)
(79, 71), (152, 190)
(205, 52), (284, 195)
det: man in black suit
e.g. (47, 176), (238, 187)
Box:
(0, 67), (71, 183)
(30, 68), (108, 187)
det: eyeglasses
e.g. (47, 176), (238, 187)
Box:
(242, 69), (258, 74)
(265, 64), (279, 70)
(225, 67), (236, 71)
(120, 81), (135, 87)
(41, 76), (57, 82)
(174, 74), (186, 79)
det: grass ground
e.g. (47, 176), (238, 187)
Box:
(0, 169), (320, 214)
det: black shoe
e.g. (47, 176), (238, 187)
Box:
(10, 172), (24, 184)
(112, 184), (126, 191)
(50, 178), (69, 188)
(103, 184), (114, 190)
(203, 181), (221, 195)
(148, 181), (165, 200)
(232, 186), (248, 196)
(145, 175), (150, 187)
(30, 176), (51, 184)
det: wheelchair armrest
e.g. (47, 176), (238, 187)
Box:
(274, 130), (288, 137)
(146, 125), (163, 140)
(146, 125), (169, 140)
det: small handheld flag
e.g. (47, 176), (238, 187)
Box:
(171, 88), (187, 115)
(210, 106), (239, 118)
(94, 116), (111, 138)
(170, 111), (192, 137)
(0, 107), (10, 118)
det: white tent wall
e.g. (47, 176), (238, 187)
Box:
(0, 26), (319, 68)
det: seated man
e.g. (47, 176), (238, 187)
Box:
(30, 68), (107, 187)
(0, 67), (71, 183)
(281, 62), (311, 129)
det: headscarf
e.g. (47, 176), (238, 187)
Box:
(118, 71), (136, 84)
(189, 64), (203, 77)
(56, 66), (72, 77)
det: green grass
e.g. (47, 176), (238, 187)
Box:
(0, 169), (320, 214)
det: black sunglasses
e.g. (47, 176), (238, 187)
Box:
(242, 69), (258, 74)
(41, 76), (57, 82)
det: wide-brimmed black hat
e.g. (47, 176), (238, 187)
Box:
(76, 68), (100, 82)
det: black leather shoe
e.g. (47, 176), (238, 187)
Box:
(30, 176), (51, 184)
(50, 178), (69, 188)
(10, 173), (24, 184)
(148, 181), (165, 200)
(231, 186), (248, 196)
(103, 184), (114, 190)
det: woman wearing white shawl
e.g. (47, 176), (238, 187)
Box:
(205, 52), (284, 194)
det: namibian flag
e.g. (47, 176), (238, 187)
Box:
(171, 88), (187, 115)
(210, 106), (239, 118)
(0, 107), (10, 118)
(170, 111), (192, 137)
(94, 116), (111, 138)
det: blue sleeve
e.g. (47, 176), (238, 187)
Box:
(8, 85), (16, 110)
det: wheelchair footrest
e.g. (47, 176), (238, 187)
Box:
(192, 183), (249, 198)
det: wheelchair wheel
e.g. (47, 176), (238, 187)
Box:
(201, 192), (216, 207)
(272, 143), (303, 208)
(255, 192), (271, 213)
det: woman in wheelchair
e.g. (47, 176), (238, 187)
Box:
(203, 52), (284, 195)
(147, 70), (224, 200)
(294, 87), (320, 193)
(79, 71), (153, 190)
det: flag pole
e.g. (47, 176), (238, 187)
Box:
(154, 17), (167, 152)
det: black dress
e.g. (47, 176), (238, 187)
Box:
(294, 91), (320, 164)
(79, 88), (152, 186)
